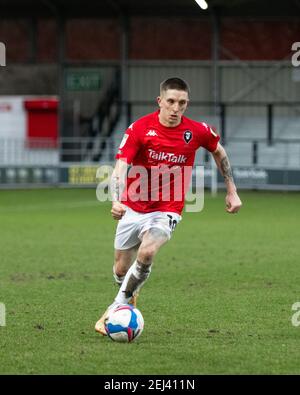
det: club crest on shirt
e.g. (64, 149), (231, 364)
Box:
(183, 130), (193, 144)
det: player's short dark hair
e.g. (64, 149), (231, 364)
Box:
(160, 77), (190, 96)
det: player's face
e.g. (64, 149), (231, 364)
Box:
(157, 89), (189, 127)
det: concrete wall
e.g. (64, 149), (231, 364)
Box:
(0, 65), (58, 95)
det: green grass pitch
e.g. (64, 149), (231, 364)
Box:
(0, 188), (299, 374)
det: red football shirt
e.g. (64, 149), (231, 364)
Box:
(115, 110), (220, 215)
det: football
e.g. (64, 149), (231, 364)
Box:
(105, 304), (144, 343)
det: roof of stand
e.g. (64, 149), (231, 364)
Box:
(0, 0), (299, 18)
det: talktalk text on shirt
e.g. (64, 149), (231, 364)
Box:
(148, 149), (187, 164)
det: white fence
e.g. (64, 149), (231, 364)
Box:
(0, 137), (300, 169)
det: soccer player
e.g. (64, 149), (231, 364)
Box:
(95, 77), (242, 335)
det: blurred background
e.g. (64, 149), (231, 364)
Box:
(0, 0), (299, 190)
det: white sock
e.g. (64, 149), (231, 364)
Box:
(114, 260), (151, 305)
(113, 266), (124, 286)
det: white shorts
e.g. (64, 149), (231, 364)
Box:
(114, 206), (182, 250)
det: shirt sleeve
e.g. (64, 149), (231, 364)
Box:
(115, 122), (142, 164)
(199, 122), (220, 152)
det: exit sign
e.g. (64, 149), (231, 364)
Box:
(66, 70), (102, 91)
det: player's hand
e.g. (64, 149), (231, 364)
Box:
(225, 191), (242, 214)
(111, 201), (127, 220)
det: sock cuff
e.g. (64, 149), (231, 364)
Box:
(113, 266), (125, 286)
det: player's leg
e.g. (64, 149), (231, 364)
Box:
(110, 207), (142, 301)
(113, 246), (139, 286)
(95, 207), (143, 336)
(114, 228), (169, 305)
(114, 245), (140, 306)
(95, 210), (180, 336)
(95, 246), (139, 336)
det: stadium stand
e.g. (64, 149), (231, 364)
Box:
(0, 0), (299, 188)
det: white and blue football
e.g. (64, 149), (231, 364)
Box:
(105, 304), (144, 343)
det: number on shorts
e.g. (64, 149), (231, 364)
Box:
(167, 214), (177, 231)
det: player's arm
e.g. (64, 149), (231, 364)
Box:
(110, 159), (129, 220)
(211, 142), (242, 214)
